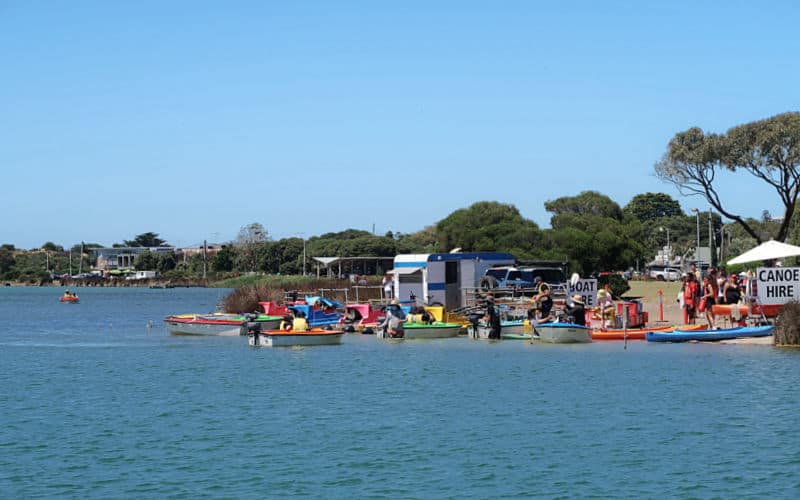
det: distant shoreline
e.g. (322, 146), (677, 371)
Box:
(3, 278), (211, 288)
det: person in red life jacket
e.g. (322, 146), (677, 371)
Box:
(683, 272), (700, 324)
(703, 269), (719, 329)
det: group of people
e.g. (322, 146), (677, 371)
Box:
(278, 311), (310, 332)
(62, 289), (78, 299)
(481, 277), (591, 339)
(680, 264), (747, 328)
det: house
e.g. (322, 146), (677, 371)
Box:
(93, 247), (176, 271)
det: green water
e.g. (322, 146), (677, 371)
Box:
(1, 287), (799, 498)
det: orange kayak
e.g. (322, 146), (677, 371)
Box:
(592, 324), (705, 340)
(712, 303), (783, 318)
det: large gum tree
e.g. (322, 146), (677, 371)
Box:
(655, 112), (800, 244)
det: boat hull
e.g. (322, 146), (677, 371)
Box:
(59, 297), (80, 303)
(469, 321), (528, 339)
(249, 329), (344, 347)
(646, 325), (774, 342)
(164, 314), (282, 336)
(590, 324), (705, 340)
(534, 323), (592, 343)
(165, 320), (244, 336)
(379, 323), (462, 339)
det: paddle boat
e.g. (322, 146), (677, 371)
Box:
(259, 296), (343, 328)
(377, 322), (462, 339)
(164, 313), (283, 336)
(645, 325), (774, 343)
(339, 303), (384, 332)
(249, 328), (344, 347)
(533, 322), (592, 343)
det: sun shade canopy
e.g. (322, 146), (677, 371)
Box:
(727, 240), (800, 265)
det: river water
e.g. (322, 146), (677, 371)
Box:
(1, 287), (799, 498)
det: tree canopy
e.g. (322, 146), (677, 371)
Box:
(435, 201), (543, 257)
(123, 232), (168, 247)
(545, 191), (623, 220)
(624, 193), (684, 222)
(656, 112), (800, 243)
(545, 193), (644, 275)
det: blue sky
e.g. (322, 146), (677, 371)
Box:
(2, 1), (798, 249)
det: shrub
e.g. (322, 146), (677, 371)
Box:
(774, 301), (800, 346)
(598, 274), (631, 298)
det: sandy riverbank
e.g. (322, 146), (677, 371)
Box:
(623, 280), (774, 345)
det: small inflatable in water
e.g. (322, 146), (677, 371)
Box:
(59, 295), (80, 303)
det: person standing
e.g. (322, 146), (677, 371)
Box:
(683, 272), (700, 324)
(530, 277), (553, 321)
(484, 296), (502, 339)
(703, 269), (719, 329)
(690, 263), (701, 282)
(382, 272), (393, 300)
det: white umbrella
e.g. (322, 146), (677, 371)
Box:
(727, 239), (800, 265)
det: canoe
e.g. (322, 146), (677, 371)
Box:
(249, 328), (344, 347)
(533, 322), (592, 343)
(645, 325), (774, 343)
(712, 303), (783, 318)
(591, 324), (705, 340)
(164, 313), (283, 336)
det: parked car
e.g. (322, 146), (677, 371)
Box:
(480, 263), (567, 290)
(648, 266), (680, 281)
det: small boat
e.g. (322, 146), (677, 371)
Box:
(259, 296), (343, 328)
(164, 313), (283, 336)
(533, 322), (592, 343)
(59, 295), (80, 303)
(591, 324), (706, 340)
(645, 325), (774, 343)
(469, 320), (529, 339)
(249, 328), (344, 347)
(339, 303), (384, 332)
(378, 322), (462, 339)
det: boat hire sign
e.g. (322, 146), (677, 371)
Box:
(568, 279), (598, 307)
(756, 267), (800, 305)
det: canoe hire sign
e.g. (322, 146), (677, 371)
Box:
(756, 267), (800, 305)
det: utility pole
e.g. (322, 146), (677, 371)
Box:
(692, 208), (700, 260)
(203, 239), (207, 279)
(708, 212), (713, 261)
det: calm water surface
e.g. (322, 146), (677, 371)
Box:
(1, 287), (799, 498)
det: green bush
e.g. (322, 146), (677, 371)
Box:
(598, 273), (631, 298)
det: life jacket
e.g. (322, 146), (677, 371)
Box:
(292, 318), (309, 332)
(683, 281), (699, 307)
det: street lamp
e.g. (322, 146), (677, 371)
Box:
(659, 226), (670, 264)
(691, 208), (700, 260)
